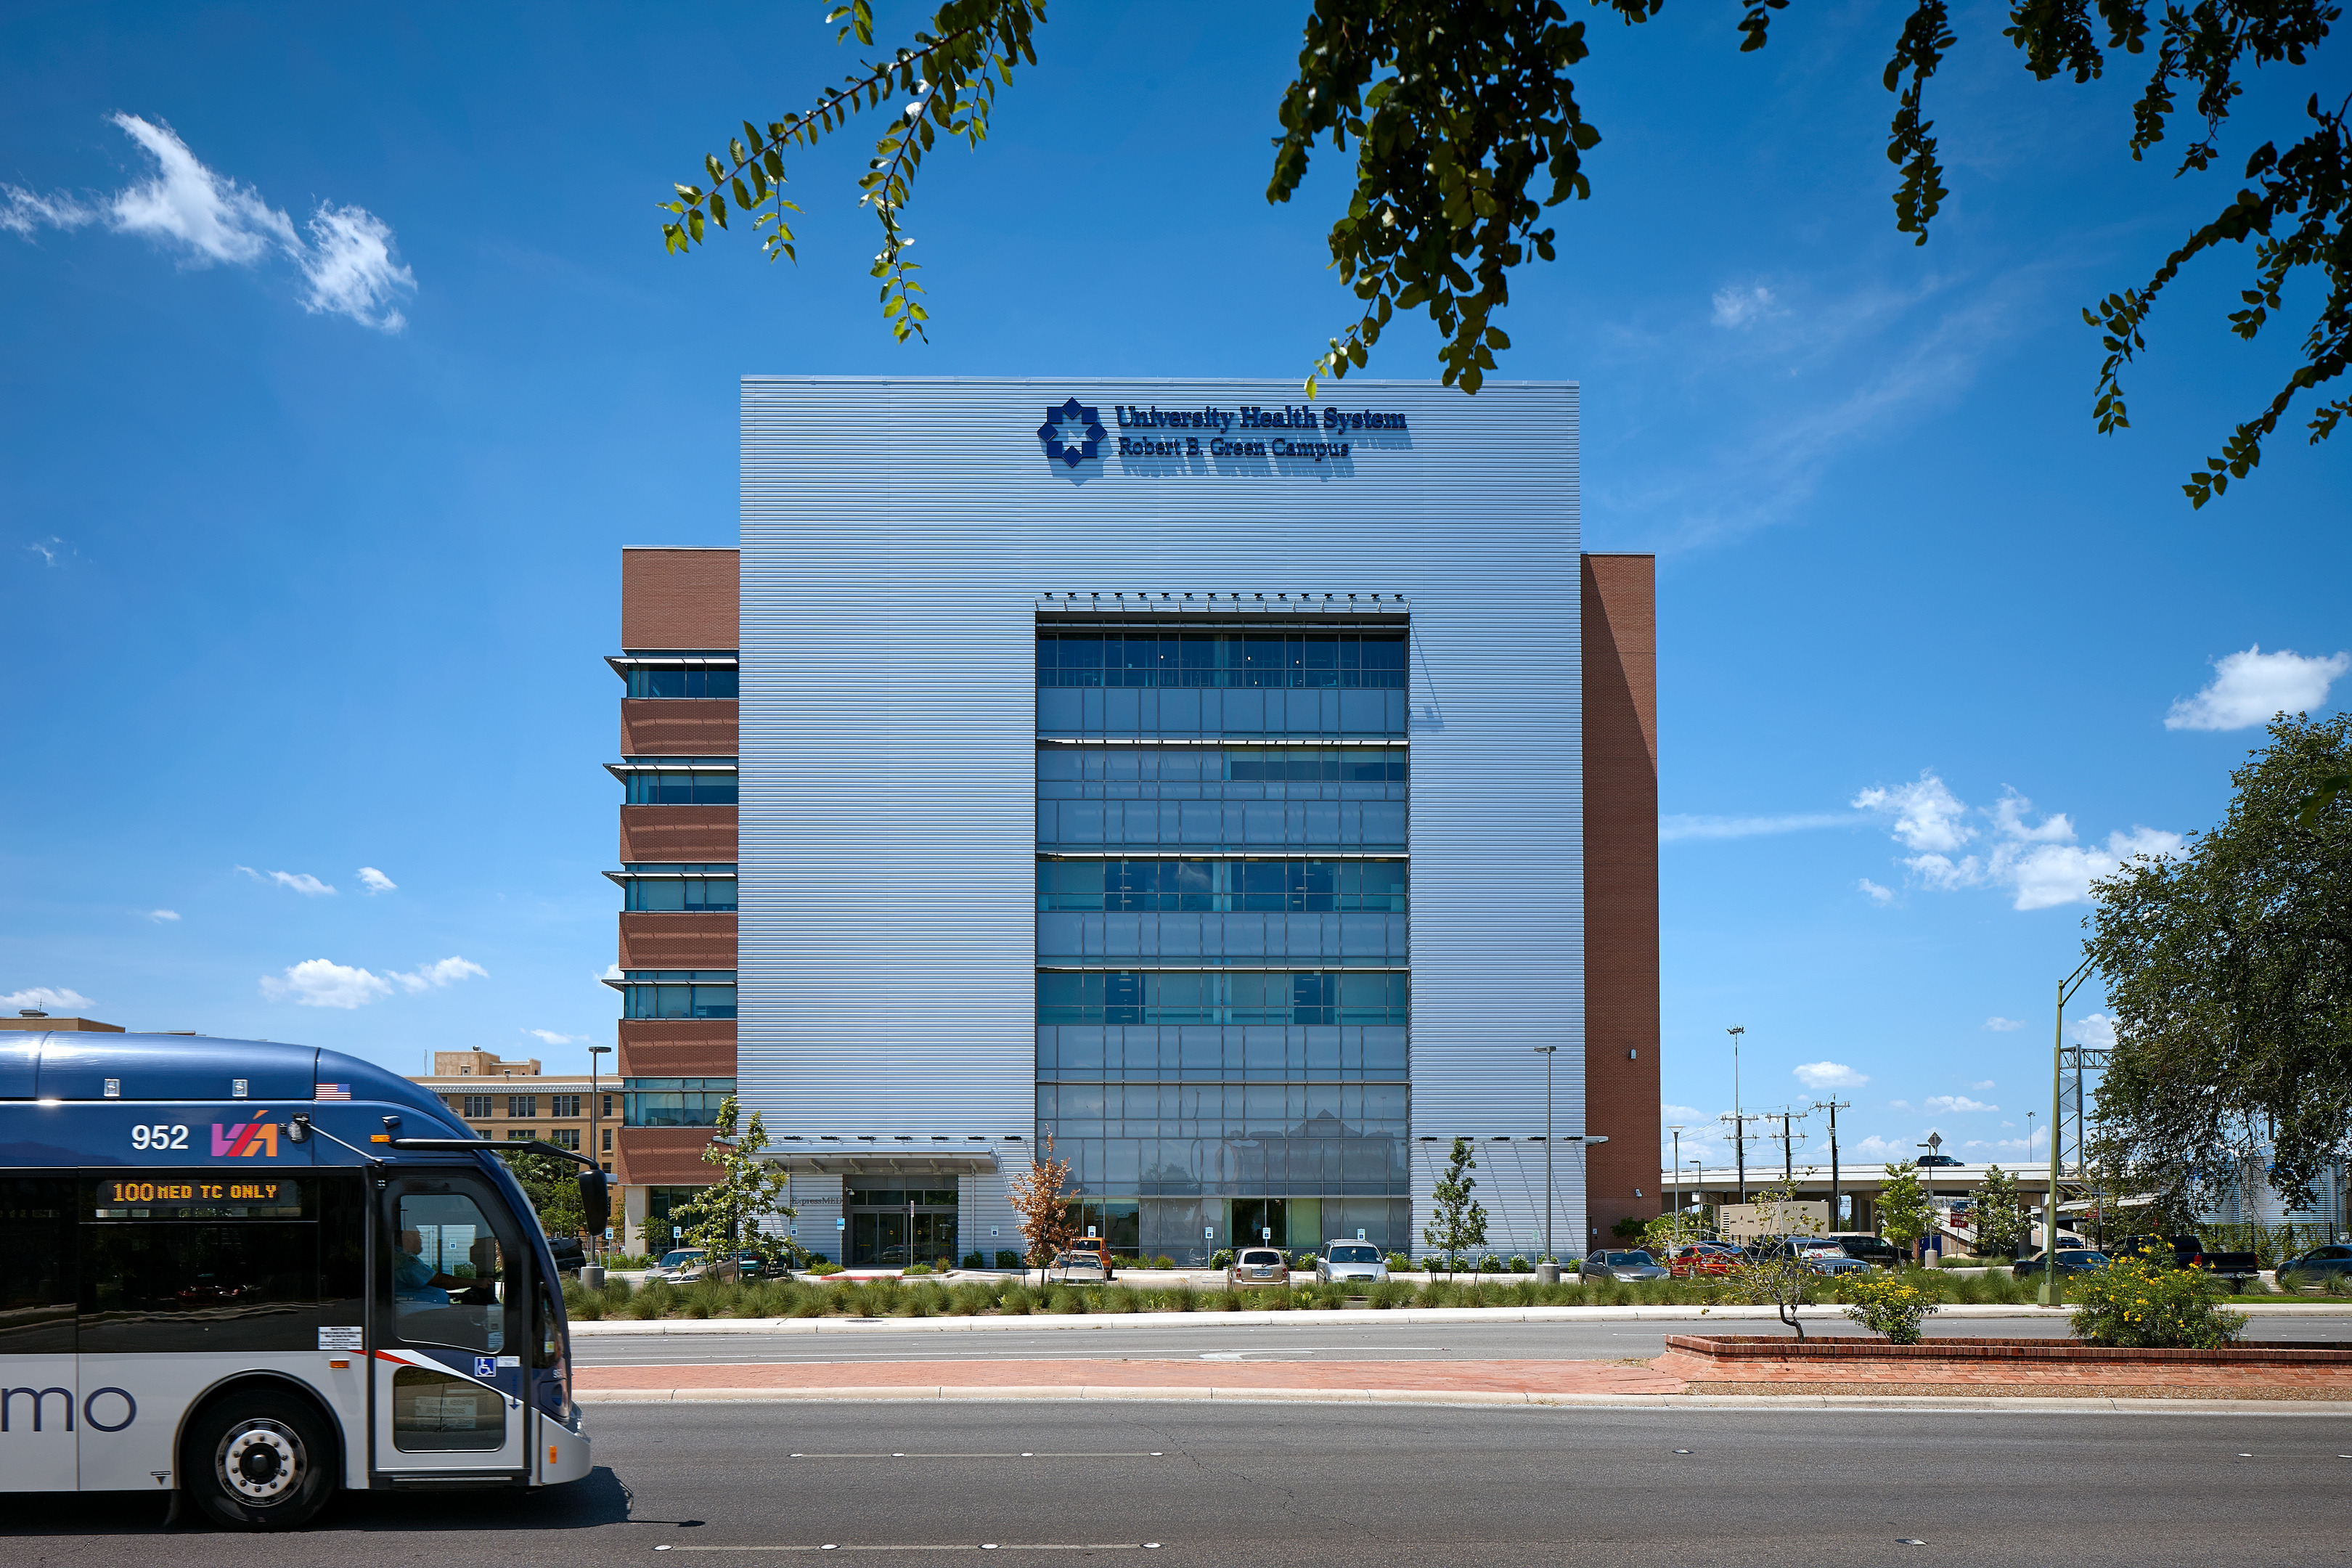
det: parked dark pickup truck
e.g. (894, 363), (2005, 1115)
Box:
(2115, 1234), (2263, 1292)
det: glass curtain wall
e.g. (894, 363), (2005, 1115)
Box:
(1036, 619), (1411, 1262)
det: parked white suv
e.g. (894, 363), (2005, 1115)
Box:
(1315, 1241), (1389, 1286)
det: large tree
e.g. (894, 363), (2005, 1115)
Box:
(660, 1), (2345, 505)
(2088, 712), (2352, 1214)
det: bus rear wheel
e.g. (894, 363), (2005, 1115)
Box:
(183, 1389), (334, 1530)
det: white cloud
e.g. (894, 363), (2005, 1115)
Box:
(356, 867), (397, 894)
(389, 957), (487, 994)
(2165, 645), (2350, 732)
(297, 204), (414, 330)
(261, 960), (391, 1009)
(1, 184), (99, 236)
(240, 866), (335, 897)
(1983, 1016), (2023, 1032)
(107, 113), (299, 265)
(1853, 774), (2181, 910)
(2, 986), (95, 1014)
(1850, 1135), (1911, 1159)
(526, 1028), (587, 1045)
(147, 909), (180, 922)
(2070, 1012), (2117, 1048)
(1793, 1061), (1869, 1090)
(1858, 878), (1895, 905)
(1853, 772), (1975, 854)
(1924, 1095), (1997, 1114)
(1971, 1080), (1996, 1091)
(1711, 283), (1779, 328)
(25, 537), (68, 567)
(1660, 811), (1850, 843)
(7, 115), (412, 332)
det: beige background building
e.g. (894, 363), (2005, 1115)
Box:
(408, 1049), (616, 1172)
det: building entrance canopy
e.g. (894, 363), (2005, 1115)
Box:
(761, 1150), (1001, 1180)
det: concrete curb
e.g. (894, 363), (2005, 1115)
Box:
(573, 1385), (2352, 1415)
(569, 1301), (2348, 1336)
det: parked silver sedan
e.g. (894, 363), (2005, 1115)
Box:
(1581, 1249), (1670, 1283)
(1314, 1241), (1389, 1286)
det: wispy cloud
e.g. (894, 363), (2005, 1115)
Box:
(1924, 1094), (1996, 1114)
(2, 985), (94, 1014)
(6, 115), (413, 331)
(239, 865), (335, 896)
(1853, 772), (2181, 910)
(389, 957), (486, 994)
(356, 867), (396, 894)
(1983, 1016), (2023, 1032)
(261, 960), (390, 1009)
(147, 909), (180, 923)
(261, 954), (484, 1008)
(1858, 878), (1895, 905)
(2165, 645), (2349, 732)
(2070, 1012), (2116, 1048)
(1660, 811), (1851, 843)
(1710, 282), (1781, 328)
(25, 536), (71, 567)
(1792, 1061), (1869, 1090)
(526, 1028), (587, 1045)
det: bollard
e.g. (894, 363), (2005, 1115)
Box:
(1535, 1262), (1560, 1285)
(579, 1265), (605, 1290)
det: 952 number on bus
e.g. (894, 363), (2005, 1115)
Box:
(130, 1123), (192, 1151)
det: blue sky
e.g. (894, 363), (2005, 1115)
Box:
(4, 3), (2345, 1173)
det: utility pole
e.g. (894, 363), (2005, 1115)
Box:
(1781, 1108), (1797, 1185)
(1726, 1026), (1746, 1201)
(1813, 1099), (1850, 1231)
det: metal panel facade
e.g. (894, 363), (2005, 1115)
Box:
(738, 377), (1583, 1250)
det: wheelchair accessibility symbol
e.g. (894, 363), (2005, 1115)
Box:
(474, 1355), (497, 1379)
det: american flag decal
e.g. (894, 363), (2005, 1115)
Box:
(314, 1083), (351, 1101)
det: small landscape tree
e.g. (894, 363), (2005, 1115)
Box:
(1718, 1180), (1828, 1339)
(1008, 1132), (1079, 1286)
(1877, 1162), (1934, 1264)
(499, 1148), (585, 1240)
(666, 1095), (804, 1276)
(1421, 1137), (1488, 1276)
(1972, 1164), (2029, 1259)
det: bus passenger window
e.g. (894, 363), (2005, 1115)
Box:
(0, 1177), (75, 1354)
(391, 1193), (505, 1354)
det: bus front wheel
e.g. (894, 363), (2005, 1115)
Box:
(183, 1389), (335, 1530)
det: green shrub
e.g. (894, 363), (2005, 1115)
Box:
(903, 1263), (934, 1275)
(963, 1251), (985, 1269)
(807, 1261), (843, 1275)
(2068, 1254), (2249, 1349)
(1209, 1249), (1233, 1270)
(1508, 1255), (1532, 1273)
(1151, 1255), (1176, 1269)
(1385, 1253), (1411, 1271)
(1840, 1276), (1939, 1344)
(1479, 1254), (1503, 1273)
(995, 1249), (1023, 1270)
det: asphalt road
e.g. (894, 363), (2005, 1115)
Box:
(9, 1403), (2351, 1565)
(569, 1312), (2352, 1366)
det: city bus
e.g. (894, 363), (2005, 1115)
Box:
(1, 1030), (600, 1528)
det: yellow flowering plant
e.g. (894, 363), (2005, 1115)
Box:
(1839, 1275), (1940, 1344)
(2068, 1254), (2248, 1349)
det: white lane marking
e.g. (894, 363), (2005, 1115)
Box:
(661, 1545), (1159, 1553)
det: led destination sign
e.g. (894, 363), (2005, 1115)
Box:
(93, 1176), (302, 1219)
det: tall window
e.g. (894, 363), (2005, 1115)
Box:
(550, 1095), (581, 1119)
(506, 1095), (536, 1119)
(549, 1128), (581, 1151)
(462, 1095), (494, 1119)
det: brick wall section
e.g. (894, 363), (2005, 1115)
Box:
(622, 548), (739, 649)
(621, 699), (740, 757)
(619, 806), (738, 863)
(614, 1126), (724, 1187)
(618, 1021), (740, 1078)
(1581, 554), (1660, 1239)
(618, 912), (738, 969)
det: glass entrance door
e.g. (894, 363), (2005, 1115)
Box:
(846, 1209), (958, 1267)
(1232, 1199), (1288, 1250)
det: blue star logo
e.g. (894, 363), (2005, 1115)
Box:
(1037, 397), (1107, 468)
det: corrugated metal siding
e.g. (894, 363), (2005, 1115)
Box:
(739, 378), (1582, 1237)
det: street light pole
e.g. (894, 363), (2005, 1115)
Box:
(1667, 1126), (1685, 1251)
(1534, 1046), (1559, 1264)
(1918, 1131), (1944, 1264)
(587, 1045), (612, 1260)
(2046, 954), (2099, 1305)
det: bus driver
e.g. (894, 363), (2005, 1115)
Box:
(393, 1228), (478, 1305)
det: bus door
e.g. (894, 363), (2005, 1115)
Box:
(372, 1175), (529, 1479)
(0, 1177), (78, 1492)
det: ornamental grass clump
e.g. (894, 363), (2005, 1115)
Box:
(1839, 1275), (1939, 1344)
(2068, 1254), (2248, 1349)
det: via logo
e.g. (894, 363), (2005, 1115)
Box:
(1036, 398), (1106, 469)
(211, 1121), (281, 1158)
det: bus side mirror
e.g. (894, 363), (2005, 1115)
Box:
(578, 1170), (611, 1233)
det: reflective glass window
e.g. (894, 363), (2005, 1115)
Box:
(1037, 633), (1407, 688)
